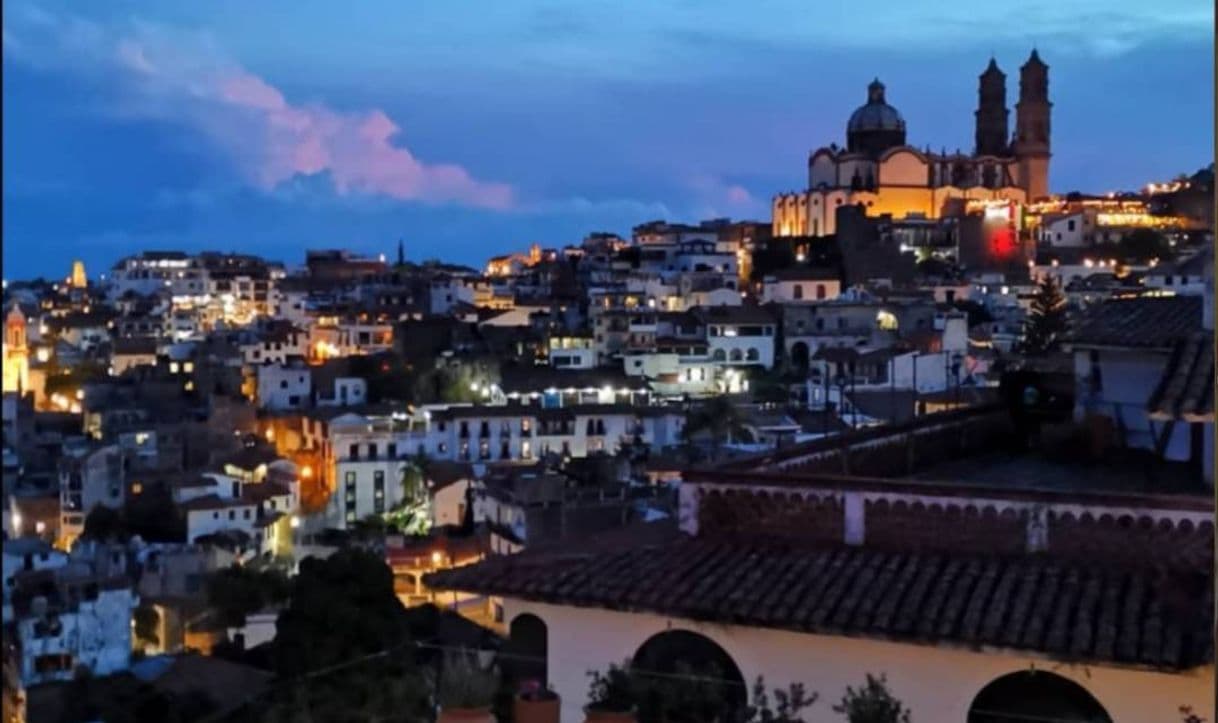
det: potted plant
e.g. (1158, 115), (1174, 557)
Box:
(437, 650), (500, 723)
(584, 661), (637, 723)
(514, 679), (560, 723)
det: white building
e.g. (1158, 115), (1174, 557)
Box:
(58, 445), (126, 548)
(1067, 295), (1202, 465)
(1036, 211), (1090, 247)
(256, 363), (312, 411)
(548, 337), (596, 370)
(696, 306), (777, 368)
(6, 546), (138, 686)
(429, 460), (1214, 723)
(178, 473), (296, 558)
(760, 269), (842, 304)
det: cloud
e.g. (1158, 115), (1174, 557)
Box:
(3, 4), (514, 210)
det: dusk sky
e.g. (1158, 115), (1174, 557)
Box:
(3, 0), (1212, 279)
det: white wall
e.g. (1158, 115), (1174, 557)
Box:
(1074, 349), (1189, 459)
(761, 279), (841, 304)
(431, 479), (470, 528)
(257, 365), (312, 411)
(227, 611), (279, 650)
(504, 599), (1213, 723)
(186, 502), (260, 542)
(18, 587), (137, 685)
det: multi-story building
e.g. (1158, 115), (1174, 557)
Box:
(58, 444), (126, 548)
(696, 305), (777, 368)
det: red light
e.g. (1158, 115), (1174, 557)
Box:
(990, 226), (1016, 260)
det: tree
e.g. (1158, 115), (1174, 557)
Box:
(1115, 228), (1169, 264)
(1021, 275), (1067, 356)
(683, 396), (752, 460)
(206, 565), (291, 628)
(832, 674), (910, 723)
(259, 548), (432, 722)
(272, 548), (413, 678)
(81, 505), (129, 543)
(744, 676), (819, 723)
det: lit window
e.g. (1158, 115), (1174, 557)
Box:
(169, 362), (180, 373)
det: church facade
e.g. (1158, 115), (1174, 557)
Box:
(773, 51), (1051, 237)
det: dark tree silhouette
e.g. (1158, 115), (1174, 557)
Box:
(1021, 275), (1067, 356)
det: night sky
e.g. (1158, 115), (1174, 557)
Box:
(3, 0), (1213, 278)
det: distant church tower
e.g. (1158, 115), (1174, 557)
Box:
(3, 303), (29, 394)
(70, 260), (87, 289)
(1012, 49), (1051, 200)
(974, 58), (1009, 157)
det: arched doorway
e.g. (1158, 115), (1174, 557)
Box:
(968, 670), (1112, 723)
(502, 613), (548, 689)
(632, 630), (747, 723)
(789, 342), (810, 373)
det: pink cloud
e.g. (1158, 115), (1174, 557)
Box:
(725, 184), (754, 205)
(7, 9), (513, 210)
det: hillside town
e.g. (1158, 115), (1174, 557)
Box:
(2, 53), (1215, 723)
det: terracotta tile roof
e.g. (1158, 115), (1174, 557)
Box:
(426, 537), (1213, 670)
(179, 494), (255, 512)
(1067, 296), (1202, 349)
(693, 304), (775, 326)
(1148, 332), (1215, 422)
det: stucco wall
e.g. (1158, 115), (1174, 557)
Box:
(505, 599), (1214, 723)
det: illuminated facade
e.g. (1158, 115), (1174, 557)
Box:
(773, 52), (1051, 237)
(3, 303), (29, 394)
(70, 260), (87, 289)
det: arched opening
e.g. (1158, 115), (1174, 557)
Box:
(745, 348), (760, 363)
(729, 348), (743, 362)
(502, 613), (548, 689)
(790, 342), (810, 373)
(632, 630), (746, 723)
(712, 349), (727, 362)
(968, 670), (1112, 723)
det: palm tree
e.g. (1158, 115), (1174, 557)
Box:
(682, 396), (751, 461)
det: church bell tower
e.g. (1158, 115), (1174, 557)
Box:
(1013, 49), (1051, 200)
(974, 58), (1009, 157)
(3, 303), (29, 394)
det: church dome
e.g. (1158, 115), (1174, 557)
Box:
(846, 79), (907, 157)
(847, 79), (906, 133)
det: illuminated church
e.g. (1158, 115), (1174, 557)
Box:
(772, 51), (1051, 237)
(3, 302), (29, 394)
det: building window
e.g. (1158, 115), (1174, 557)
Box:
(387, 442), (397, 459)
(816, 284), (827, 300)
(373, 471), (385, 513)
(521, 440), (532, 459)
(793, 285), (803, 300)
(349, 444), (359, 460)
(367, 443), (378, 460)
(521, 418), (531, 434)
(344, 472), (357, 517)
